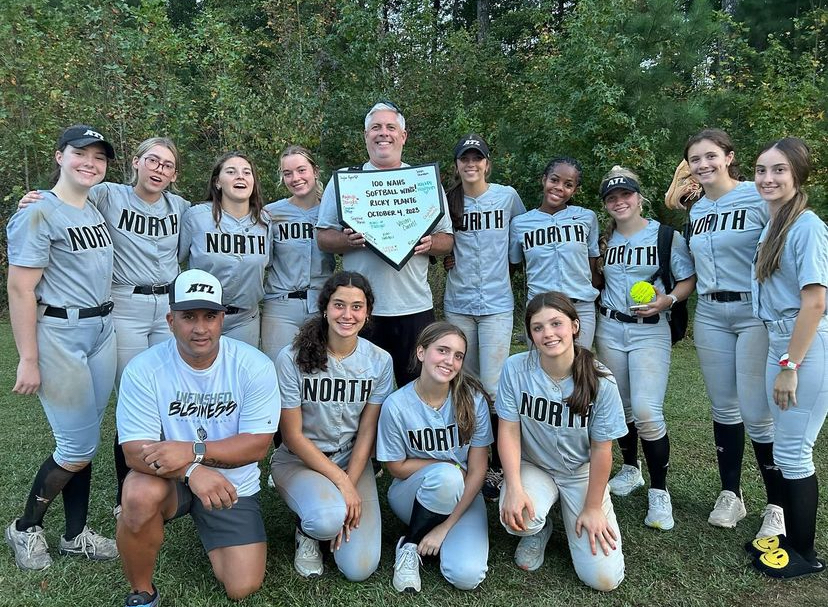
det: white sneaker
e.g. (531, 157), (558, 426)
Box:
(5, 520), (52, 571)
(112, 505), (122, 520)
(58, 526), (118, 560)
(393, 537), (421, 593)
(515, 522), (553, 572)
(644, 488), (675, 531)
(756, 504), (786, 539)
(608, 461), (645, 496)
(294, 528), (323, 578)
(708, 490), (747, 528)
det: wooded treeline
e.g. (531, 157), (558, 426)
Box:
(1, 0), (826, 217)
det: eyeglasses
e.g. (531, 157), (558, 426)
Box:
(142, 155), (176, 176)
(372, 98), (400, 113)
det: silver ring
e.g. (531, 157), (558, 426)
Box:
(152, 461), (161, 470)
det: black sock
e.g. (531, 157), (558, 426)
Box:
(641, 435), (670, 491)
(617, 422), (639, 467)
(713, 421), (744, 494)
(62, 463), (91, 540)
(17, 456), (75, 531)
(751, 440), (784, 507)
(114, 433), (129, 506)
(490, 413), (501, 469)
(784, 474), (819, 563)
(404, 499), (449, 546)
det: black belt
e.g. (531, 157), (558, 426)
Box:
(707, 291), (748, 302)
(599, 305), (659, 325)
(44, 301), (114, 319)
(287, 290), (308, 300)
(224, 305), (241, 315)
(133, 284), (170, 295)
(322, 438), (356, 457)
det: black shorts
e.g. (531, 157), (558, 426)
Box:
(168, 484), (266, 553)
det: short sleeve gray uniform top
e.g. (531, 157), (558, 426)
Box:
(179, 204), (270, 311)
(316, 162), (454, 317)
(752, 211), (828, 322)
(376, 382), (493, 469)
(509, 206), (600, 303)
(7, 190), (114, 307)
(444, 184), (527, 316)
(88, 183), (190, 286)
(687, 181), (768, 294)
(494, 351), (626, 475)
(275, 337), (394, 453)
(263, 198), (334, 314)
(600, 219), (695, 313)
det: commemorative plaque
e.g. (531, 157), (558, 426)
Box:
(333, 163), (444, 271)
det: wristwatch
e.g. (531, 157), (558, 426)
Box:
(778, 353), (801, 371)
(666, 294), (678, 309)
(193, 440), (206, 463)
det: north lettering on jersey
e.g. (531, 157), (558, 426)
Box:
(604, 244), (658, 267)
(522, 223), (587, 251)
(277, 222), (315, 241)
(407, 424), (460, 451)
(519, 392), (592, 428)
(205, 232), (267, 255)
(168, 391), (238, 419)
(67, 222), (113, 251)
(117, 209), (179, 237)
(689, 208), (747, 236)
(302, 377), (373, 403)
(460, 209), (505, 232)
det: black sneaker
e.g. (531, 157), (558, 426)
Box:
(482, 467), (503, 501)
(125, 585), (159, 607)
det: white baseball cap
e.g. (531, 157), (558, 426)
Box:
(169, 269), (226, 311)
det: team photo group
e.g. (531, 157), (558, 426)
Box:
(5, 100), (827, 607)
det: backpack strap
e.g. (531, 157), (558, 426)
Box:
(651, 223), (676, 293)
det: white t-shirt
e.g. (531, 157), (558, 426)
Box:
(117, 336), (281, 497)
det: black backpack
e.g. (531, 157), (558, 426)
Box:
(652, 224), (689, 345)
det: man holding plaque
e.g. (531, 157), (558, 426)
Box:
(317, 102), (454, 386)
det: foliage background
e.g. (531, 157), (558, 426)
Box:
(1, 0), (827, 307)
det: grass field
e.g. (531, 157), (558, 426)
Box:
(0, 323), (826, 606)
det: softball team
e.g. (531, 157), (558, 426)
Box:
(6, 125), (119, 570)
(260, 146), (334, 362)
(497, 292), (626, 590)
(509, 157), (601, 347)
(595, 167), (696, 530)
(681, 129), (782, 537)
(748, 138), (827, 579)
(377, 321), (493, 592)
(270, 272), (393, 581)
(179, 152), (270, 347)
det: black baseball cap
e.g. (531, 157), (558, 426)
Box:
(454, 134), (490, 159)
(57, 125), (115, 159)
(600, 175), (640, 199)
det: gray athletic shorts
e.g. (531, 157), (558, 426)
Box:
(168, 484), (266, 552)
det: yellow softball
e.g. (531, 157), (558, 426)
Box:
(630, 281), (656, 304)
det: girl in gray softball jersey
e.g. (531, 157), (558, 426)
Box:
(270, 272), (393, 582)
(496, 292), (626, 592)
(680, 129), (781, 537)
(261, 146), (334, 362)
(376, 322), (493, 592)
(18, 137), (189, 383)
(595, 167), (696, 533)
(508, 157), (601, 348)
(179, 152), (270, 348)
(6, 125), (119, 571)
(748, 138), (828, 580)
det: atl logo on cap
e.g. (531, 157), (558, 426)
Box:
(82, 129), (104, 140)
(606, 177), (627, 187)
(464, 139), (481, 146)
(186, 283), (215, 294)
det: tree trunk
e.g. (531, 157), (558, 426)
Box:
(477, 0), (490, 43)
